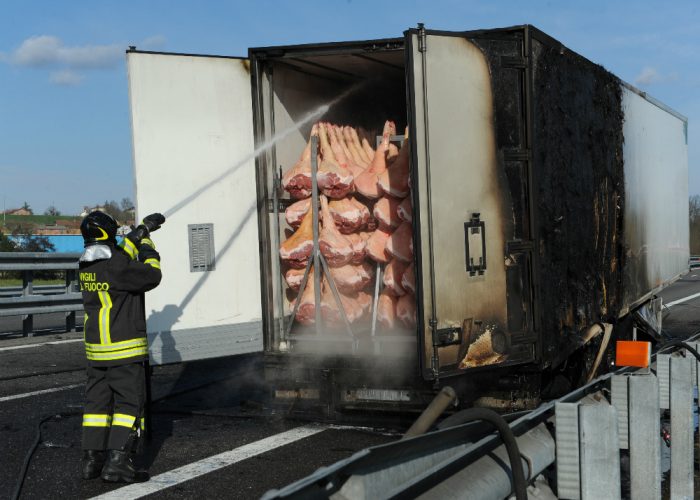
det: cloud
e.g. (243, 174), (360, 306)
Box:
(49, 69), (84, 86)
(2, 34), (166, 85)
(635, 67), (660, 85)
(10, 35), (122, 69)
(634, 66), (678, 86)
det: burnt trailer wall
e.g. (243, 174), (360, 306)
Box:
(466, 26), (686, 370)
(530, 32), (626, 364)
(466, 31), (538, 359)
(464, 27), (626, 369)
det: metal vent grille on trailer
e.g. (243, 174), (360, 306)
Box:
(188, 223), (215, 272)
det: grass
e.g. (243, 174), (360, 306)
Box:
(3, 214), (82, 224)
(0, 278), (66, 286)
(1, 214), (83, 233)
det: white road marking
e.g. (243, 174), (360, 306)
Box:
(0, 338), (83, 352)
(665, 292), (700, 308)
(328, 423), (400, 437)
(0, 384), (82, 402)
(90, 425), (327, 500)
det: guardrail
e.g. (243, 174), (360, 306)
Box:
(264, 337), (700, 499)
(0, 284), (77, 298)
(0, 252), (82, 336)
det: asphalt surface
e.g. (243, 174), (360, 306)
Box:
(0, 315), (398, 500)
(658, 271), (700, 337)
(2, 274), (700, 500)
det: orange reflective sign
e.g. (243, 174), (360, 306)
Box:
(615, 340), (651, 368)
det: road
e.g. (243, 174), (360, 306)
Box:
(657, 270), (700, 337)
(0, 319), (396, 500)
(2, 274), (700, 499)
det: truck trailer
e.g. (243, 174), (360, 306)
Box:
(126, 25), (688, 418)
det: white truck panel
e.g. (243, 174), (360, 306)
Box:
(409, 33), (508, 373)
(127, 52), (262, 364)
(621, 87), (689, 311)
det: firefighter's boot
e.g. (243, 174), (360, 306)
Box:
(81, 450), (106, 480)
(100, 450), (149, 483)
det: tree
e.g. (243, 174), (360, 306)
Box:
(9, 224), (54, 252)
(11, 223), (37, 237)
(13, 233), (55, 278)
(44, 205), (61, 216)
(690, 195), (700, 254)
(99, 199), (135, 224)
(21, 201), (33, 214)
(102, 200), (123, 222)
(20, 235), (55, 253)
(120, 197), (134, 212)
(0, 231), (18, 279)
(0, 231), (16, 252)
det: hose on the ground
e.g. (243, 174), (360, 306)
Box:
(10, 411), (82, 500)
(9, 370), (249, 499)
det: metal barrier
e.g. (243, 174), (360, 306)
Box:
(263, 338), (700, 499)
(0, 284), (75, 298)
(0, 252), (82, 336)
(690, 255), (700, 269)
(556, 348), (698, 499)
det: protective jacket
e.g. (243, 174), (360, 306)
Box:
(79, 237), (161, 367)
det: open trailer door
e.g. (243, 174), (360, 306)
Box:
(127, 50), (262, 364)
(405, 27), (536, 380)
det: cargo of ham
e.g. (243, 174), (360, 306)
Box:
(279, 119), (413, 335)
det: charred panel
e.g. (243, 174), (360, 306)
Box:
(468, 33), (536, 364)
(530, 36), (625, 365)
(503, 161), (529, 241)
(471, 38), (526, 152)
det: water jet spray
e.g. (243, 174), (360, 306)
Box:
(162, 81), (366, 219)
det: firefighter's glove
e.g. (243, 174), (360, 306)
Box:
(142, 213), (165, 233)
(126, 224), (150, 246)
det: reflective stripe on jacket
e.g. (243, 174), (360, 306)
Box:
(80, 238), (161, 366)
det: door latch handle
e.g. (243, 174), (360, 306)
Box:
(464, 213), (486, 276)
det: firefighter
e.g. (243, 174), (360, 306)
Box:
(78, 210), (165, 483)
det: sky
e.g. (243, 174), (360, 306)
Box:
(0, 0), (698, 215)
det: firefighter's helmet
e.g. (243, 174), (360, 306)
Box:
(80, 211), (118, 246)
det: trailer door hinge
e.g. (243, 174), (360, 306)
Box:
(501, 56), (528, 68)
(506, 239), (534, 254)
(437, 327), (462, 346)
(268, 198), (294, 213)
(417, 23), (427, 52)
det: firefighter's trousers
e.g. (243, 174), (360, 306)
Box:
(82, 362), (145, 451)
